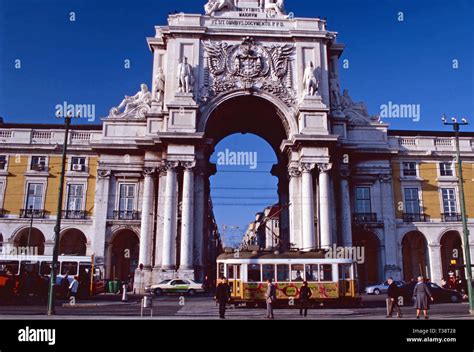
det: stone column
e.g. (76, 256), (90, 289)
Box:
(138, 168), (156, 270)
(379, 174), (400, 279)
(92, 170), (111, 260)
(153, 167), (167, 271)
(318, 163), (333, 249)
(162, 161), (179, 270)
(180, 161), (195, 271)
(428, 244), (443, 284)
(193, 166), (205, 270)
(340, 167), (353, 247)
(288, 166), (302, 249)
(301, 163), (316, 251)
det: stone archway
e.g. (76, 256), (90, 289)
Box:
(402, 231), (430, 281)
(440, 230), (464, 280)
(59, 229), (87, 256)
(353, 230), (381, 287)
(110, 230), (139, 281)
(13, 227), (45, 255)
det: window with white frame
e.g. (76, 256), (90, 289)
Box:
(355, 187), (372, 214)
(66, 184), (84, 211)
(71, 157), (86, 172)
(26, 183), (44, 210)
(0, 156), (6, 170)
(402, 162), (417, 177)
(404, 188), (420, 214)
(31, 156), (47, 171)
(119, 184), (136, 213)
(441, 188), (457, 214)
(440, 162), (454, 177)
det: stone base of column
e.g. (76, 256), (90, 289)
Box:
(133, 268), (152, 294)
(177, 268), (196, 280)
(151, 267), (179, 282)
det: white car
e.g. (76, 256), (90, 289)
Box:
(147, 279), (204, 296)
(364, 280), (405, 295)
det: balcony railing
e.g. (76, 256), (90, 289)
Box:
(403, 213), (430, 223)
(441, 213), (463, 222)
(353, 213), (378, 223)
(20, 209), (46, 219)
(0, 209), (5, 218)
(62, 210), (87, 220)
(113, 210), (141, 221)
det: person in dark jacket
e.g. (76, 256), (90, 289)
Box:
(386, 277), (402, 318)
(413, 276), (433, 319)
(215, 277), (230, 319)
(299, 281), (312, 317)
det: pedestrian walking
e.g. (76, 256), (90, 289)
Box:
(413, 276), (433, 319)
(299, 281), (312, 317)
(215, 277), (230, 319)
(386, 277), (402, 318)
(69, 276), (80, 301)
(61, 272), (70, 299)
(265, 279), (277, 319)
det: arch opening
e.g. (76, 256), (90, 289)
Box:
(13, 228), (45, 255)
(440, 231), (465, 281)
(402, 231), (430, 281)
(110, 230), (139, 282)
(353, 230), (381, 287)
(59, 229), (87, 256)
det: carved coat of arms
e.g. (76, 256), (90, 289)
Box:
(202, 37), (296, 106)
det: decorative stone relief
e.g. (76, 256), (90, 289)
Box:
(202, 37), (296, 106)
(108, 84), (152, 119)
(340, 89), (381, 125)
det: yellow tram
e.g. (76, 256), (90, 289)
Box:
(216, 251), (360, 307)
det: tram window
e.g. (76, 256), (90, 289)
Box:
(0, 261), (19, 275)
(291, 265), (304, 282)
(218, 263), (225, 279)
(277, 265), (290, 282)
(61, 261), (78, 276)
(228, 265), (235, 279)
(305, 265), (319, 282)
(339, 264), (351, 280)
(20, 261), (39, 274)
(262, 265), (275, 282)
(40, 262), (52, 276)
(248, 264), (261, 282)
(320, 264), (333, 282)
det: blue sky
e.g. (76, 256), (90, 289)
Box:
(0, 0), (473, 246)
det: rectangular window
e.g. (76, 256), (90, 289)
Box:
(71, 157), (86, 172)
(61, 261), (78, 276)
(262, 264), (275, 282)
(319, 264), (333, 282)
(0, 155), (6, 170)
(290, 264), (305, 282)
(402, 162), (417, 177)
(441, 188), (457, 214)
(119, 184), (136, 212)
(67, 184), (84, 211)
(26, 183), (44, 210)
(404, 188), (420, 214)
(355, 187), (372, 214)
(247, 264), (261, 283)
(305, 264), (319, 282)
(31, 156), (47, 171)
(440, 162), (454, 177)
(276, 264), (290, 282)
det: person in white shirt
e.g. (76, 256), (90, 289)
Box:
(69, 276), (80, 299)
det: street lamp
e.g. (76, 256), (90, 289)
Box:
(47, 112), (73, 316)
(442, 115), (473, 314)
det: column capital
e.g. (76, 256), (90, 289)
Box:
(143, 167), (156, 177)
(300, 163), (317, 173)
(163, 161), (179, 171)
(181, 160), (197, 170)
(379, 174), (392, 183)
(97, 169), (111, 179)
(317, 163), (333, 173)
(288, 165), (301, 178)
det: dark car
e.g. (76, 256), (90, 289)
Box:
(399, 281), (463, 304)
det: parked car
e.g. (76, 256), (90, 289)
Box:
(364, 280), (404, 295)
(146, 279), (204, 297)
(399, 281), (463, 304)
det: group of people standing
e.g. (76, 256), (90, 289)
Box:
(386, 276), (434, 319)
(215, 277), (313, 320)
